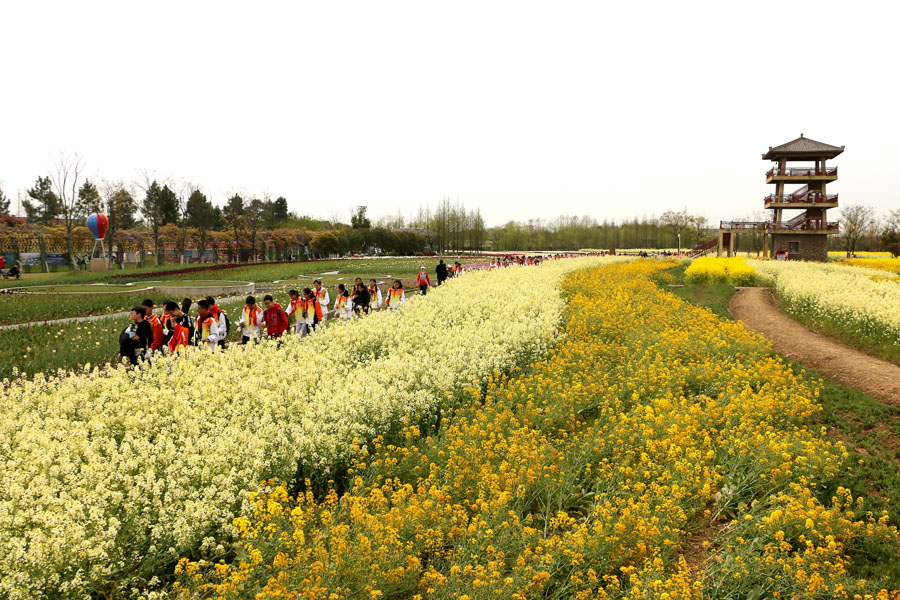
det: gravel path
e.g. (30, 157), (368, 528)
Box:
(730, 287), (900, 406)
(0, 310), (133, 332)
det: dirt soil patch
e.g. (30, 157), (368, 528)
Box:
(730, 287), (900, 407)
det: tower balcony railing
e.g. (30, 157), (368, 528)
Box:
(765, 166), (838, 179)
(721, 220), (841, 232)
(764, 193), (839, 205)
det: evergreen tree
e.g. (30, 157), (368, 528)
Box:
(186, 189), (214, 255)
(76, 179), (103, 218)
(158, 185), (179, 225)
(24, 176), (61, 225)
(351, 205), (371, 229)
(0, 185), (10, 215)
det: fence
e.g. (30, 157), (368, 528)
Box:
(0, 234), (311, 273)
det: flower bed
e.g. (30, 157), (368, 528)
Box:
(0, 257), (615, 598)
(685, 256), (758, 286)
(173, 261), (899, 599)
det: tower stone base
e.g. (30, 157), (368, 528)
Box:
(770, 234), (828, 262)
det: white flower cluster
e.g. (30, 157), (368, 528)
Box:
(754, 259), (900, 346)
(0, 256), (618, 598)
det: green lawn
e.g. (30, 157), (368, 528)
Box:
(652, 262), (737, 320)
(3, 257), (486, 288)
(0, 258), (485, 326)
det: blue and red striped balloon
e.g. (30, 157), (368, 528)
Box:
(86, 213), (109, 240)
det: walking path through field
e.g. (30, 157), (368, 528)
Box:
(0, 310), (133, 332)
(730, 287), (900, 406)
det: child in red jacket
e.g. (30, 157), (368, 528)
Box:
(262, 294), (289, 338)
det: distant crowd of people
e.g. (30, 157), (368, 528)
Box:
(116, 256), (578, 366)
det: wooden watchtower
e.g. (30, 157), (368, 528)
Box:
(718, 134), (842, 261)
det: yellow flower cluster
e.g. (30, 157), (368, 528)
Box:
(685, 256), (758, 286)
(0, 256), (621, 599)
(174, 261), (898, 599)
(828, 251), (894, 259)
(837, 257), (900, 275)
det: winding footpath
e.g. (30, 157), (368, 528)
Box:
(729, 287), (900, 406)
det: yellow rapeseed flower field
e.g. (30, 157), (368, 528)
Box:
(684, 256), (758, 286)
(836, 257), (900, 274)
(173, 261), (899, 600)
(0, 256), (622, 599)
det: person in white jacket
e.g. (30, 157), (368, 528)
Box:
(195, 299), (221, 352)
(284, 289), (304, 335)
(368, 279), (383, 310)
(235, 295), (265, 344)
(205, 295), (228, 350)
(313, 279), (330, 326)
(333, 284), (353, 320)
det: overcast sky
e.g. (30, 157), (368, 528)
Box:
(1, 1), (898, 227)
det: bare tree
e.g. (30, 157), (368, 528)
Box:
(175, 180), (197, 264)
(659, 209), (691, 250)
(49, 150), (85, 266)
(100, 180), (134, 267)
(687, 215), (709, 248)
(839, 204), (876, 257)
(885, 209), (900, 233)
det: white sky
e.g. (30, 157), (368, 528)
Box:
(1, 1), (898, 227)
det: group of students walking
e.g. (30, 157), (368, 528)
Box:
(116, 276), (411, 365)
(115, 256), (580, 365)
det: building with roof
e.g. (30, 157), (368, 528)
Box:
(717, 134), (842, 261)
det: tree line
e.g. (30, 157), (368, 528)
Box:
(1, 152), (897, 261)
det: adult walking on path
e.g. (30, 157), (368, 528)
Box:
(416, 266), (431, 296)
(730, 287), (900, 406)
(435, 260), (448, 286)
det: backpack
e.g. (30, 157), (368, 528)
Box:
(221, 310), (230, 336)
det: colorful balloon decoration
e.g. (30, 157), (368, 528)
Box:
(86, 213), (109, 240)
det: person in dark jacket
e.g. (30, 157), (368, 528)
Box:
(352, 282), (371, 315)
(435, 260), (448, 286)
(118, 306), (153, 366)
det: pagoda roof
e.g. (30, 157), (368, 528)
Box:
(763, 134), (844, 160)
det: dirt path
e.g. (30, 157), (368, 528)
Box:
(730, 287), (900, 406)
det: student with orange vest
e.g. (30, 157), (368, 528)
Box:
(141, 298), (165, 353)
(333, 284), (353, 320)
(195, 299), (221, 352)
(385, 279), (405, 310)
(159, 306), (172, 337)
(167, 317), (191, 353)
(236, 295), (265, 344)
(284, 289), (304, 335)
(313, 280), (329, 326)
(416, 266), (430, 296)
(206, 296), (228, 350)
(368, 279), (382, 310)
(298, 287), (323, 336)
(163, 301), (194, 347)
(162, 301), (192, 353)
